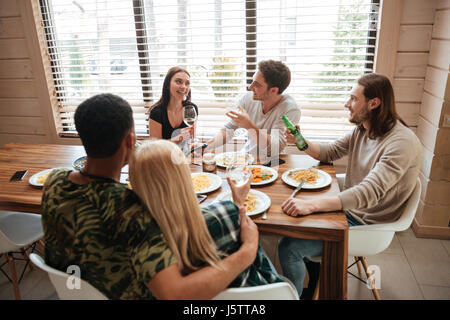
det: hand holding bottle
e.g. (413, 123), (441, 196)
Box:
(281, 115), (308, 151)
(284, 125), (301, 144)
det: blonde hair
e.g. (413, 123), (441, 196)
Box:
(129, 139), (222, 273)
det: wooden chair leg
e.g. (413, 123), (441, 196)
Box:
(21, 248), (33, 271)
(37, 240), (45, 254)
(360, 257), (380, 300)
(5, 253), (21, 300)
(312, 275), (320, 300)
(355, 257), (363, 275)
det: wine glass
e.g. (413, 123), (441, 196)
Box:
(183, 104), (197, 127)
(183, 104), (197, 142)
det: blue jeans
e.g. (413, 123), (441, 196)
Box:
(277, 211), (362, 296)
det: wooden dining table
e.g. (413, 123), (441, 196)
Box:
(0, 142), (348, 300)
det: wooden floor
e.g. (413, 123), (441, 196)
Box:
(1, 228), (449, 300)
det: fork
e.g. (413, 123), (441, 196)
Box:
(289, 179), (305, 199)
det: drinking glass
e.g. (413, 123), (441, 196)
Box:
(183, 104), (197, 127)
(183, 104), (197, 142)
(226, 162), (251, 187)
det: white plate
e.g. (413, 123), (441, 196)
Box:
(28, 168), (57, 187)
(282, 168), (332, 189)
(218, 189), (271, 217)
(215, 152), (254, 168)
(191, 172), (222, 194)
(247, 165), (278, 186)
(72, 156), (87, 171)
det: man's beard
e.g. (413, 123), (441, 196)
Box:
(349, 106), (371, 125)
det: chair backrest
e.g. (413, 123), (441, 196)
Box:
(213, 282), (299, 300)
(388, 177), (421, 232)
(0, 228), (17, 254)
(0, 211), (44, 253)
(348, 178), (421, 257)
(29, 253), (108, 300)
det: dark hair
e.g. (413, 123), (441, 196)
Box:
(75, 93), (133, 158)
(257, 60), (291, 94)
(357, 73), (407, 139)
(152, 66), (192, 110)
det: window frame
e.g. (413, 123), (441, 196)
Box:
(33, 0), (398, 143)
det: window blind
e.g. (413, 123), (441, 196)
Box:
(39, 0), (380, 140)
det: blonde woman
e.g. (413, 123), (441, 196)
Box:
(129, 139), (283, 286)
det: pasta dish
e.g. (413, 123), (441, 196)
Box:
(217, 153), (251, 167)
(36, 171), (51, 185)
(192, 174), (211, 192)
(288, 168), (319, 184)
(244, 193), (258, 212)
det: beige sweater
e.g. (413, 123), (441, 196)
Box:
(319, 122), (422, 225)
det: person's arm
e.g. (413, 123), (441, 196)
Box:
(148, 118), (163, 139)
(281, 196), (342, 217)
(147, 206), (258, 300)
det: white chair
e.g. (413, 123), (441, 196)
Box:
(310, 175), (421, 300)
(213, 281), (299, 300)
(29, 253), (108, 300)
(0, 211), (44, 300)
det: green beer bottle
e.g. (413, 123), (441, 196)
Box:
(281, 115), (308, 151)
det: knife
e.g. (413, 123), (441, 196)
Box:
(289, 179), (305, 198)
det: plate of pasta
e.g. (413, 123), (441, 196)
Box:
(214, 152), (254, 168)
(28, 168), (56, 187)
(191, 172), (222, 194)
(218, 190), (271, 217)
(282, 168), (332, 189)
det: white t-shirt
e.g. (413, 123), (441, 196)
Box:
(224, 92), (301, 157)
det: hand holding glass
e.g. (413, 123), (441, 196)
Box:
(227, 163), (251, 187)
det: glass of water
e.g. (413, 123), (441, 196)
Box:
(226, 163), (251, 187)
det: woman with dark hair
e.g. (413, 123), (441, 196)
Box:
(148, 66), (198, 144)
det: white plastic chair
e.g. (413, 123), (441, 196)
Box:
(310, 175), (421, 300)
(0, 211), (44, 300)
(29, 253), (108, 300)
(213, 281), (299, 300)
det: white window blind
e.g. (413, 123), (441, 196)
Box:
(39, 0), (380, 140)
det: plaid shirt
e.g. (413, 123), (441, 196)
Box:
(202, 200), (284, 287)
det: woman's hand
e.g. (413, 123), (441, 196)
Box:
(181, 126), (194, 140)
(238, 205), (258, 261)
(226, 173), (252, 208)
(170, 134), (184, 144)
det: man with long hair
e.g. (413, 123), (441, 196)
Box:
(41, 93), (259, 299)
(277, 73), (423, 299)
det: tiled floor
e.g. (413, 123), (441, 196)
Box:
(1, 228), (449, 300)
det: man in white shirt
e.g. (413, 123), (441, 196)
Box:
(205, 60), (301, 160)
